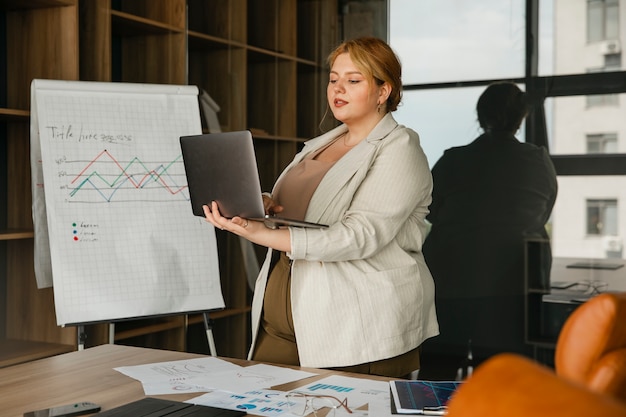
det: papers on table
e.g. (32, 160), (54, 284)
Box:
(189, 363), (318, 394)
(114, 358), (396, 416)
(115, 357), (241, 394)
(115, 357), (316, 395)
(291, 374), (389, 414)
(189, 375), (388, 417)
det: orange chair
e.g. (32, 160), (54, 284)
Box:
(555, 291), (626, 402)
(446, 353), (626, 417)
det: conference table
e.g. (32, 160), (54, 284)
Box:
(0, 344), (394, 417)
(549, 256), (626, 292)
(525, 254), (626, 357)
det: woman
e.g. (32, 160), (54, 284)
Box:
(203, 37), (438, 377)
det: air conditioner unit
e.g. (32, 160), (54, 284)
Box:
(600, 39), (621, 55)
(603, 236), (623, 252)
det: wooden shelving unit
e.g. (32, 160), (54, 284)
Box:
(0, 0), (338, 366)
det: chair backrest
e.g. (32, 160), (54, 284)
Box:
(446, 353), (626, 417)
(555, 291), (626, 402)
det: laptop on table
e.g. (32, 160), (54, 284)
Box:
(180, 130), (328, 229)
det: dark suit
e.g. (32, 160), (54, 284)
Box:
(422, 131), (557, 367)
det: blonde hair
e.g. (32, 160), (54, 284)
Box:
(327, 37), (402, 112)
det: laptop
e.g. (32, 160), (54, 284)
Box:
(180, 131), (328, 229)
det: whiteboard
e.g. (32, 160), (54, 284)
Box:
(30, 79), (224, 326)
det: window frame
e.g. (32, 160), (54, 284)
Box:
(587, 133), (618, 153)
(392, 0), (626, 174)
(587, 0), (620, 43)
(586, 198), (619, 235)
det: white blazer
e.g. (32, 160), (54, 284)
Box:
(249, 114), (439, 368)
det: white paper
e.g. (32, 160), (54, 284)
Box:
(115, 359), (317, 397)
(293, 374), (390, 414)
(190, 389), (293, 416)
(190, 375), (387, 416)
(190, 389), (368, 417)
(30, 79), (223, 325)
(185, 363), (318, 393)
(30, 86), (54, 288)
(115, 356), (242, 394)
(199, 89), (222, 134)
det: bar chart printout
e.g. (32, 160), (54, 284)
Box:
(30, 79), (223, 326)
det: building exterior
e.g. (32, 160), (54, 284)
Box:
(551, 0), (626, 258)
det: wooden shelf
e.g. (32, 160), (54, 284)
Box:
(188, 307), (253, 326)
(0, 108), (30, 121)
(0, 339), (74, 368)
(1, 0), (338, 365)
(253, 133), (308, 143)
(246, 44), (319, 66)
(187, 30), (245, 51)
(0, 229), (34, 240)
(111, 10), (184, 36)
(114, 319), (185, 342)
(1, 0), (74, 11)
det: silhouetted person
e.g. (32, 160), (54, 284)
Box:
(421, 81), (557, 378)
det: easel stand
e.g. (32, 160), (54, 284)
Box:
(203, 312), (217, 356)
(77, 323), (115, 351)
(77, 325), (87, 351)
(76, 314), (217, 356)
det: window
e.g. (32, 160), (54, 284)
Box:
(390, 0), (626, 260)
(605, 52), (622, 67)
(587, 133), (618, 153)
(586, 53), (621, 106)
(393, 87), (487, 167)
(587, 0), (619, 42)
(389, 0), (525, 85)
(587, 199), (618, 235)
(587, 92), (619, 106)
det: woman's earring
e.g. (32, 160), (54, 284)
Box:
(377, 102), (381, 113)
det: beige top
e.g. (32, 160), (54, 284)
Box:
(272, 145), (336, 220)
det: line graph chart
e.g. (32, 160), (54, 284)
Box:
(30, 79), (223, 326)
(64, 149), (190, 203)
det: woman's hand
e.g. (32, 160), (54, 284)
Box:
(203, 201), (292, 253)
(203, 201), (257, 235)
(262, 194), (284, 216)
